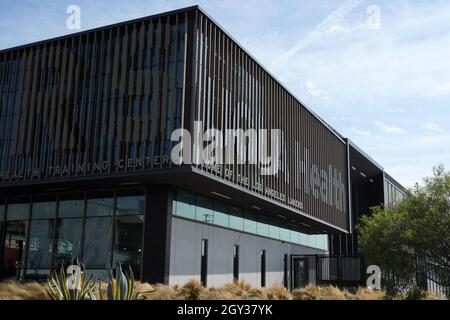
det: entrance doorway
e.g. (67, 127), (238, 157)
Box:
(1, 222), (27, 279)
(292, 257), (309, 289)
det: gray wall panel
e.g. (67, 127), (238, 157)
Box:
(169, 216), (325, 287)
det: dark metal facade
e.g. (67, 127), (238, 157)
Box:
(190, 10), (349, 230)
(0, 10), (189, 184)
(0, 6), (349, 231)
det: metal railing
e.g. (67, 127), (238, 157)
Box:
(290, 254), (366, 289)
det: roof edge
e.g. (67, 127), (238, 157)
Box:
(0, 5), (200, 54)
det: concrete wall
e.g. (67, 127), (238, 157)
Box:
(169, 217), (326, 287)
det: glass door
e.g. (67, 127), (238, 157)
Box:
(292, 257), (309, 289)
(2, 222), (28, 279)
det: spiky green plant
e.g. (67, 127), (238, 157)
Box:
(105, 264), (135, 300)
(46, 262), (96, 300)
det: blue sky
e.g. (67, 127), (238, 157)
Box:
(1, 0), (449, 187)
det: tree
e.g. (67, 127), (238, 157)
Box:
(357, 165), (450, 295)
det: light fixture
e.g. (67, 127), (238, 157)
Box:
(360, 172), (367, 178)
(351, 166), (356, 171)
(300, 222), (311, 228)
(211, 191), (231, 200)
(45, 187), (68, 192)
(277, 214), (287, 219)
(369, 179), (374, 183)
(251, 205), (261, 210)
(119, 181), (140, 186)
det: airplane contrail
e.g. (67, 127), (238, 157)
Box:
(271, 0), (364, 70)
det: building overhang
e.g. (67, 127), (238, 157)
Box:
(348, 140), (384, 185)
(0, 165), (347, 235)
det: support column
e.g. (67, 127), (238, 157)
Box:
(141, 185), (173, 284)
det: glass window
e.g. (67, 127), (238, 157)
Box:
(173, 189), (196, 219)
(32, 196), (56, 219)
(280, 228), (290, 242)
(83, 216), (113, 268)
(116, 189), (145, 216)
(290, 230), (301, 244)
(300, 232), (308, 246)
(314, 235), (322, 250)
(54, 218), (83, 267)
(260, 249), (266, 287)
(213, 201), (229, 228)
(6, 197), (30, 221)
(229, 207), (243, 231)
(308, 235), (317, 248)
(200, 239), (208, 286)
(318, 235), (328, 251)
(256, 219), (269, 237)
(0, 201), (5, 221)
(58, 193), (85, 218)
(112, 215), (144, 278)
(243, 211), (257, 234)
(233, 244), (239, 280)
(196, 196), (214, 224)
(268, 225), (280, 239)
(170, 189), (328, 251)
(27, 219), (55, 269)
(86, 191), (114, 217)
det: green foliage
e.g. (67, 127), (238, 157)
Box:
(46, 262), (96, 300)
(357, 165), (450, 296)
(105, 264), (135, 300)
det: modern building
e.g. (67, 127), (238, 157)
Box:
(0, 6), (405, 288)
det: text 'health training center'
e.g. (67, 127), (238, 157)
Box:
(0, 6), (405, 289)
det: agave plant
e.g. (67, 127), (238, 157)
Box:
(104, 264), (135, 300)
(47, 261), (97, 300)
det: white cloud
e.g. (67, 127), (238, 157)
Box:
(421, 121), (443, 133)
(356, 133), (450, 187)
(271, 0), (366, 69)
(386, 107), (407, 114)
(374, 121), (405, 134)
(434, 81), (450, 93)
(301, 80), (329, 100)
(350, 128), (372, 136)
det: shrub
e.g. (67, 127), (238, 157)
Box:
(394, 288), (448, 300)
(46, 263), (96, 300)
(353, 287), (386, 300)
(136, 283), (180, 300)
(292, 284), (320, 300)
(0, 280), (49, 300)
(267, 284), (292, 300)
(181, 279), (205, 300)
(292, 285), (378, 300)
(0, 278), (446, 300)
